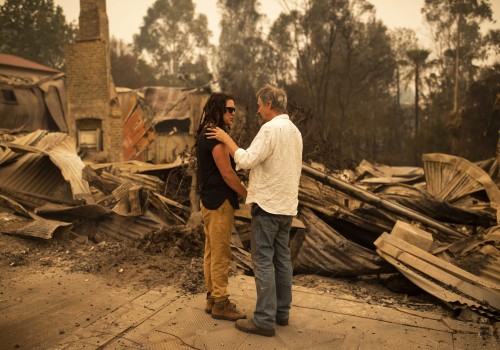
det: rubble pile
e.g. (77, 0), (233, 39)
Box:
(1, 130), (499, 320)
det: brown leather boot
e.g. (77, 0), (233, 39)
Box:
(211, 299), (246, 321)
(236, 318), (275, 337)
(205, 296), (215, 314)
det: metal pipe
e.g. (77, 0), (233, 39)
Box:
(301, 164), (467, 239)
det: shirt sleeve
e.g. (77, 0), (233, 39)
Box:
(234, 125), (274, 169)
(201, 129), (220, 152)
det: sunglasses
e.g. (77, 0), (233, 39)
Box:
(225, 107), (236, 114)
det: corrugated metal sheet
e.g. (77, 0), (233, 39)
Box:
(119, 87), (208, 162)
(36, 133), (92, 201)
(375, 232), (500, 318)
(449, 226), (500, 288)
(356, 159), (424, 184)
(122, 95), (157, 161)
(0, 153), (73, 202)
(42, 83), (68, 132)
(142, 87), (192, 125)
(468, 244), (500, 288)
(423, 153), (500, 224)
(0, 87), (49, 130)
(150, 134), (193, 164)
(0, 132), (91, 204)
(423, 153), (500, 204)
(111, 182), (148, 217)
(1, 55), (67, 134)
(300, 174), (360, 211)
(0, 130), (47, 165)
(293, 207), (390, 276)
(0, 212), (71, 240)
(117, 173), (164, 193)
(35, 202), (111, 219)
(95, 211), (164, 241)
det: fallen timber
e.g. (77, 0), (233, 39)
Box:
(301, 164), (468, 239)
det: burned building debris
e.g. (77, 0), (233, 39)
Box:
(118, 86), (209, 164)
(0, 127), (499, 320)
(0, 53), (68, 133)
(65, 0), (123, 163)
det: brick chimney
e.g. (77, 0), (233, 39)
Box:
(65, 0), (123, 162)
(78, 0), (109, 41)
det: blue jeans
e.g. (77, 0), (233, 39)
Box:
(250, 205), (293, 330)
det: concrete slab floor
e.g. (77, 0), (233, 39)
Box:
(51, 275), (498, 350)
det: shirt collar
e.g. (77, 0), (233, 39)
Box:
(269, 114), (289, 122)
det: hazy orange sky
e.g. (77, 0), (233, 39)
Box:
(50, 0), (499, 48)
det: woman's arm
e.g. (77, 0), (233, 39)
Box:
(212, 143), (247, 199)
(206, 127), (239, 157)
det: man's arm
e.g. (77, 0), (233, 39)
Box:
(207, 126), (273, 170)
(212, 143), (247, 199)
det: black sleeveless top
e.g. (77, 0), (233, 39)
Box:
(196, 129), (239, 210)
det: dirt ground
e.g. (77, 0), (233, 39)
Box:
(0, 231), (479, 349)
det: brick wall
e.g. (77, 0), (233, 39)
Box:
(78, 0), (109, 41)
(65, 0), (123, 162)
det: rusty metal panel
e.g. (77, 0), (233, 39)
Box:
(122, 105), (156, 161)
(124, 108), (149, 142)
(119, 88), (208, 163)
(117, 87), (135, 121)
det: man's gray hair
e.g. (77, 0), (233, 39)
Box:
(256, 84), (287, 113)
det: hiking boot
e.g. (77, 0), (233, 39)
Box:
(205, 297), (215, 314)
(276, 317), (289, 326)
(235, 318), (275, 337)
(211, 299), (246, 321)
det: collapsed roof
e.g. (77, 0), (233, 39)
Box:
(0, 130), (498, 318)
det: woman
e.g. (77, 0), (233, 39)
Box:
(195, 92), (247, 321)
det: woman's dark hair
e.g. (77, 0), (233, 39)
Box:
(195, 92), (234, 139)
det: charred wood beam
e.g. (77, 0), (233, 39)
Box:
(155, 193), (190, 213)
(302, 164), (467, 239)
(82, 165), (122, 194)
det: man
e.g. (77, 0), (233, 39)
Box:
(196, 92), (247, 321)
(207, 84), (303, 336)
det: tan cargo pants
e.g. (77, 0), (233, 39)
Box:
(201, 199), (234, 302)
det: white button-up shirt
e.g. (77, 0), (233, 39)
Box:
(234, 114), (303, 216)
